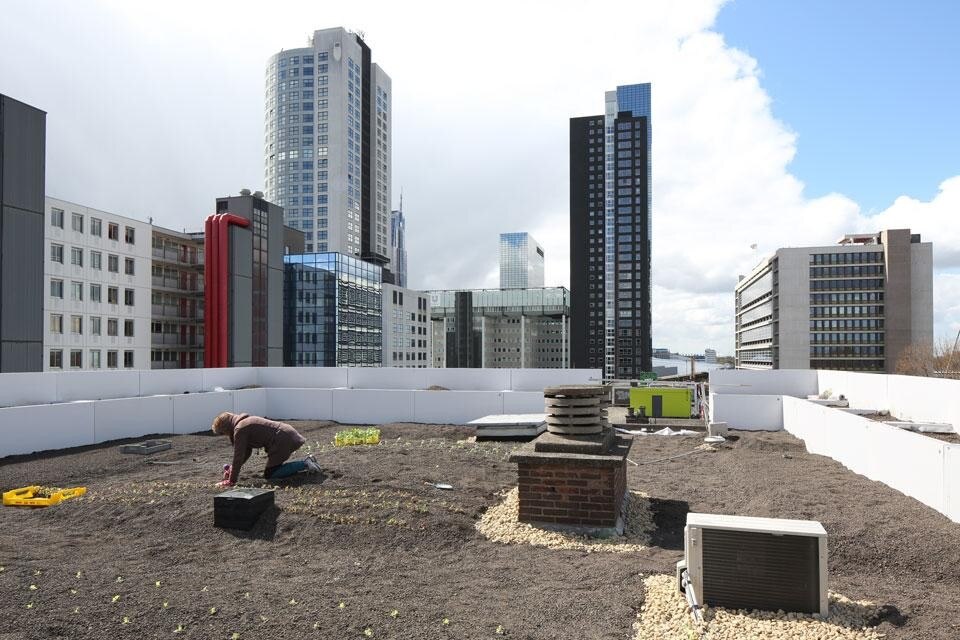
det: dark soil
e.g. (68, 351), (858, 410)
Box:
(0, 424), (958, 639)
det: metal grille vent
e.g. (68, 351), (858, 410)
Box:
(701, 528), (820, 614)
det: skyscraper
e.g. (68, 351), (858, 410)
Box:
(389, 205), (407, 288)
(570, 83), (652, 379)
(499, 232), (544, 289)
(264, 27), (392, 265)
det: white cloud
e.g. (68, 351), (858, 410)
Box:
(1, 0), (956, 357)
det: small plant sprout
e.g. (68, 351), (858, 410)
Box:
(70, 589), (77, 595)
(364, 629), (373, 637)
(116, 576), (123, 583)
(26, 602), (33, 609)
(173, 623), (184, 634)
(163, 601), (169, 609)
(34, 570), (41, 576)
(29, 584), (37, 590)
(209, 607), (217, 615)
(76, 571), (81, 578)
(289, 598), (297, 605)
(496, 625), (505, 635)
(389, 609), (399, 618)
(442, 618), (450, 626)
(112, 595), (121, 603)
(0, 566), (4, 572)
(232, 634), (241, 640)
(260, 615), (269, 622)
(313, 622), (320, 630)
(201, 586), (208, 592)
(123, 616), (131, 624)
(73, 607), (80, 614)
(244, 592), (250, 599)
(155, 581), (161, 588)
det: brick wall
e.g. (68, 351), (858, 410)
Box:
(517, 460), (627, 528)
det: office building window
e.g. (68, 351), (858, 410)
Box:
(90, 217), (102, 237)
(71, 213), (83, 233)
(108, 223), (119, 241)
(51, 208), (64, 228)
(107, 350), (118, 368)
(50, 314), (63, 334)
(124, 289), (134, 306)
(49, 350), (63, 369)
(125, 227), (135, 244)
(70, 350), (82, 368)
(108, 255), (119, 273)
(124, 258), (135, 275)
(71, 315), (82, 334)
(71, 247), (83, 267)
(90, 317), (102, 335)
(90, 284), (101, 302)
(90, 350), (101, 369)
(107, 318), (118, 336)
(91, 251), (102, 270)
(50, 279), (63, 298)
(71, 281), (83, 301)
(123, 351), (134, 368)
(108, 287), (118, 304)
(124, 319), (135, 337)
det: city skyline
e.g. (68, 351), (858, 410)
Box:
(2, 1), (958, 355)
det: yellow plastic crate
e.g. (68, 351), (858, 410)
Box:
(3, 486), (87, 508)
(334, 428), (381, 447)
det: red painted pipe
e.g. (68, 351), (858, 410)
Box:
(210, 214), (221, 367)
(217, 214), (250, 368)
(203, 215), (214, 368)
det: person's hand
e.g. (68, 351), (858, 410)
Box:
(216, 480), (235, 488)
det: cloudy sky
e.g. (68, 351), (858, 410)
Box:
(2, 0), (958, 355)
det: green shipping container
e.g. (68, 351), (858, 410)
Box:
(629, 387), (692, 419)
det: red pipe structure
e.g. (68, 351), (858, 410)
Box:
(203, 213), (249, 368)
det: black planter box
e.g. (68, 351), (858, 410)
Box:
(214, 487), (274, 530)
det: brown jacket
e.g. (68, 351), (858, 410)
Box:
(226, 413), (306, 483)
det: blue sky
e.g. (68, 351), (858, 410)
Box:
(717, 0), (960, 213)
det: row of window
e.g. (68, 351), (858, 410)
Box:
(810, 305), (884, 318)
(810, 278), (885, 291)
(809, 332), (885, 344)
(810, 292), (884, 304)
(810, 252), (883, 265)
(50, 209), (136, 243)
(50, 279), (135, 305)
(50, 245), (136, 274)
(810, 318), (884, 330)
(809, 265), (884, 278)
(49, 314), (135, 337)
(810, 345), (885, 357)
(49, 349), (134, 369)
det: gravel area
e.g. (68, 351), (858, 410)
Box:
(0, 423), (958, 639)
(633, 574), (884, 640)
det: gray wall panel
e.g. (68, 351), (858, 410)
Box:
(0, 207), (44, 340)
(1, 97), (46, 213)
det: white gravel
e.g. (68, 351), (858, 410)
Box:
(475, 487), (654, 553)
(633, 574), (884, 640)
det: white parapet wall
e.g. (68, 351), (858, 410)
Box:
(783, 396), (960, 523)
(709, 369), (819, 398)
(709, 393), (783, 430)
(0, 367), (601, 457)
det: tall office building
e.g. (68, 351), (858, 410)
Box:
(264, 27), (391, 266)
(499, 232), (544, 289)
(570, 83), (652, 379)
(0, 94), (45, 372)
(150, 226), (205, 369)
(735, 229), (933, 373)
(389, 206), (407, 288)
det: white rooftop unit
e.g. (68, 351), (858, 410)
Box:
(683, 513), (828, 616)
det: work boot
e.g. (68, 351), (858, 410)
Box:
(304, 454), (321, 473)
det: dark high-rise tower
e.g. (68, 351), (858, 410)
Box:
(570, 84), (652, 378)
(0, 94), (46, 372)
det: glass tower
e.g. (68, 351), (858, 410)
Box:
(389, 207), (407, 288)
(570, 83), (652, 379)
(264, 28), (391, 265)
(499, 232), (545, 289)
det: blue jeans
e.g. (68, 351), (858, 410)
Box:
(265, 460), (307, 479)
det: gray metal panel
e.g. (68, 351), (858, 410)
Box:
(1, 206), (44, 340)
(0, 96), (46, 213)
(228, 227), (253, 367)
(267, 267), (283, 354)
(1, 342), (42, 373)
(267, 204), (283, 270)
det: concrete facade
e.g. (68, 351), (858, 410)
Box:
(0, 94), (45, 372)
(381, 283), (430, 367)
(150, 226), (205, 369)
(43, 197), (152, 371)
(735, 229), (933, 373)
(264, 28), (391, 265)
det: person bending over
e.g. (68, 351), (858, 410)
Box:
(211, 412), (321, 487)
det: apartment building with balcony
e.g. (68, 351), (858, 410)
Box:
(151, 227), (205, 369)
(43, 197), (151, 371)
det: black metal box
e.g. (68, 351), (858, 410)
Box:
(214, 487), (274, 530)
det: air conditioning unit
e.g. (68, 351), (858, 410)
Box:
(683, 513), (828, 617)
